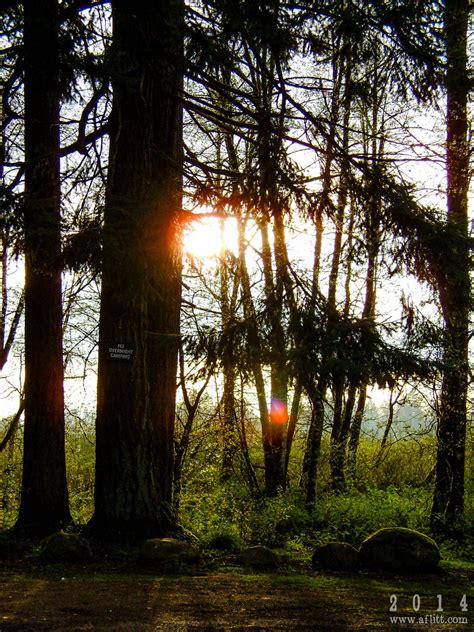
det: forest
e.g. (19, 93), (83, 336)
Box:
(0, 1), (473, 620)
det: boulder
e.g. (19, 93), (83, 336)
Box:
(40, 531), (92, 562)
(140, 537), (200, 564)
(311, 542), (359, 571)
(236, 545), (279, 570)
(359, 527), (440, 573)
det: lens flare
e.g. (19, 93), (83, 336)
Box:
(270, 398), (288, 425)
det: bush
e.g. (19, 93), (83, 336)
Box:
(310, 486), (431, 546)
(65, 418), (95, 525)
(206, 533), (241, 552)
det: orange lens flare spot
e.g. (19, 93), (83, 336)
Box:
(270, 398), (288, 425)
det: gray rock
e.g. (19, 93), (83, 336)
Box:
(236, 545), (279, 570)
(312, 542), (359, 571)
(359, 527), (440, 573)
(40, 531), (92, 562)
(140, 537), (200, 563)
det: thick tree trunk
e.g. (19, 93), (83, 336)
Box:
(431, 0), (470, 530)
(91, 0), (183, 540)
(16, 0), (70, 535)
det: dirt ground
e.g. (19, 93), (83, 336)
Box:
(1, 562), (472, 632)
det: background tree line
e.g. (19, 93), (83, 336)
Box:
(0, 0), (471, 542)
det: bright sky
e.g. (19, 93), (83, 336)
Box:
(183, 215), (239, 258)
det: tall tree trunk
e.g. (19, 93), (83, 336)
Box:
(301, 376), (328, 506)
(267, 362), (288, 496)
(326, 50), (352, 491)
(330, 381), (357, 490)
(346, 385), (367, 480)
(220, 221), (238, 480)
(345, 240), (378, 478)
(284, 380), (302, 483)
(300, 219), (328, 504)
(345, 239), (378, 478)
(16, 0), (71, 535)
(235, 374), (261, 495)
(329, 377), (345, 490)
(263, 217), (289, 496)
(221, 358), (237, 480)
(300, 39), (347, 505)
(272, 210), (302, 483)
(236, 215), (273, 491)
(345, 52), (384, 482)
(91, 0), (183, 540)
(431, 0), (470, 530)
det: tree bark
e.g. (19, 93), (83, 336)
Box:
(91, 0), (183, 540)
(330, 381), (357, 490)
(263, 217), (289, 496)
(347, 384), (367, 480)
(431, 0), (470, 530)
(301, 376), (328, 506)
(219, 222), (238, 480)
(284, 380), (302, 483)
(326, 49), (352, 491)
(16, 0), (71, 535)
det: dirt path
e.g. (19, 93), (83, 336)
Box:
(1, 566), (472, 631)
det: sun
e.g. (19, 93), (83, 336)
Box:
(183, 215), (239, 259)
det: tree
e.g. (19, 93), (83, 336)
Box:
(218, 219), (240, 480)
(90, 0), (184, 540)
(431, 0), (471, 530)
(16, 0), (71, 534)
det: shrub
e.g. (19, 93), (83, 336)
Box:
(206, 533), (241, 552)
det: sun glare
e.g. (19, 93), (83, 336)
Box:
(183, 215), (239, 260)
(270, 398), (289, 425)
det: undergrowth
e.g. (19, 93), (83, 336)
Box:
(1, 418), (472, 566)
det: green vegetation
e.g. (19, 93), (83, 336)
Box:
(2, 417), (472, 568)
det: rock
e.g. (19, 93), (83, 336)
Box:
(311, 542), (359, 571)
(140, 537), (200, 564)
(236, 545), (279, 570)
(40, 531), (92, 562)
(359, 527), (440, 573)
